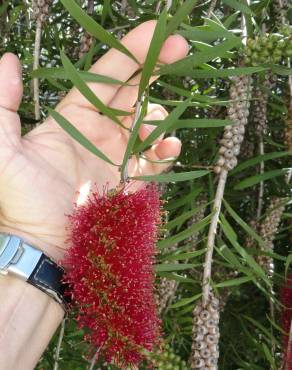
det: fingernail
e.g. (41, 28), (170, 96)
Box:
(144, 124), (156, 133)
(146, 109), (166, 121)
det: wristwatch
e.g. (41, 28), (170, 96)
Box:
(0, 233), (69, 310)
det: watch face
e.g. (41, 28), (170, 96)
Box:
(0, 234), (9, 256)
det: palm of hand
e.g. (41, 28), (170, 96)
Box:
(0, 22), (188, 260)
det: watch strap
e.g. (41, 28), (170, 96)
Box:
(27, 253), (69, 307)
(0, 233), (69, 310)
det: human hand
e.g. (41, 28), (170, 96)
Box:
(0, 21), (188, 261)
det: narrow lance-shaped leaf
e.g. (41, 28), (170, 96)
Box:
(48, 108), (116, 166)
(138, 9), (167, 99)
(165, 0), (198, 37)
(158, 213), (212, 249)
(60, 0), (139, 64)
(60, 51), (129, 127)
(223, 199), (266, 249)
(214, 276), (254, 288)
(31, 67), (131, 86)
(120, 98), (148, 180)
(166, 202), (210, 230)
(131, 170), (210, 183)
(157, 37), (242, 76)
(155, 263), (198, 272)
(186, 66), (266, 78)
(234, 169), (289, 190)
(170, 293), (202, 309)
(230, 151), (290, 175)
(135, 97), (192, 153)
(220, 214), (271, 287)
(222, 0), (253, 14)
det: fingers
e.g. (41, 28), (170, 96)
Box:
(133, 137), (182, 177)
(0, 53), (23, 143)
(109, 34), (188, 112)
(138, 105), (167, 143)
(0, 53), (23, 112)
(60, 21), (188, 110)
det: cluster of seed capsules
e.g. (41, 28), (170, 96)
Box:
(246, 198), (286, 275)
(32, 0), (52, 22)
(78, 32), (94, 59)
(274, 0), (290, 26)
(244, 26), (292, 66)
(214, 75), (251, 174)
(259, 197), (286, 250)
(155, 264), (178, 315)
(190, 294), (220, 369)
(149, 343), (188, 370)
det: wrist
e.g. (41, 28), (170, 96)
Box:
(0, 274), (64, 370)
(0, 225), (65, 262)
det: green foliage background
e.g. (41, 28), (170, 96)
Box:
(0, 0), (291, 369)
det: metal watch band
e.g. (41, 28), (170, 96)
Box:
(0, 233), (69, 309)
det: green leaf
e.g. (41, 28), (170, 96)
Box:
(161, 249), (206, 262)
(31, 67), (131, 86)
(222, 0), (253, 14)
(166, 203), (208, 230)
(0, 1), (9, 17)
(166, 0), (198, 37)
(271, 65), (292, 76)
(186, 66), (266, 78)
(48, 108), (116, 166)
(155, 263), (197, 272)
(223, 199), (267, 249)
(157, 37), (242, 76)
(220, 215), (270, 286)
(234, 169), (289, 190)
(158, 214), (212, 249)
(170, 293), (202, 309)
(158, 272), (196, 283)
(135, 98), (192, 152)
(214, 276), (254, 288)
(60, 0), (138, 63)
(169, 118), (232, 129)
(285, 254), (292, 277)
(165, 187), (203, 211)
(230, 151), (290, 175)
(131, 170), (210, 183)
(60, 51), (127, 126)
(120, 98), (148, 180)
(138, 9), (167, 99)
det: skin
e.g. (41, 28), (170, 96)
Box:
(0, 21), (188, 370)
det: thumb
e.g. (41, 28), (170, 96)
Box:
(0, 53), (23, 112)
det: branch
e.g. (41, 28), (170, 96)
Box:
(257, 137), (264, 219)
(53, 318), (66, 370)
(33, 18), (42, 122)
(120, 98), (143, 184)
(88, 347), (101, 370)
(207, 0), (217, 17)
(202, 168), (227, 304)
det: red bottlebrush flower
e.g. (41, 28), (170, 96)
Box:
(63, 184), (162, 367)
(281, 274), (292, 370)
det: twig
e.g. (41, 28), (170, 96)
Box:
(257, 130), (265, 220)
(121, 0), (128, 16)
(166, 0), (172, 11)
(120, 98), (143, 184)
(53, 318), (66, 370)
(87, 0), (94, 15)
(88, 347), (101, 370)
(207, 0), (217, 17)
(33, 18), (42, 122)
(202, 168), (228, 304)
